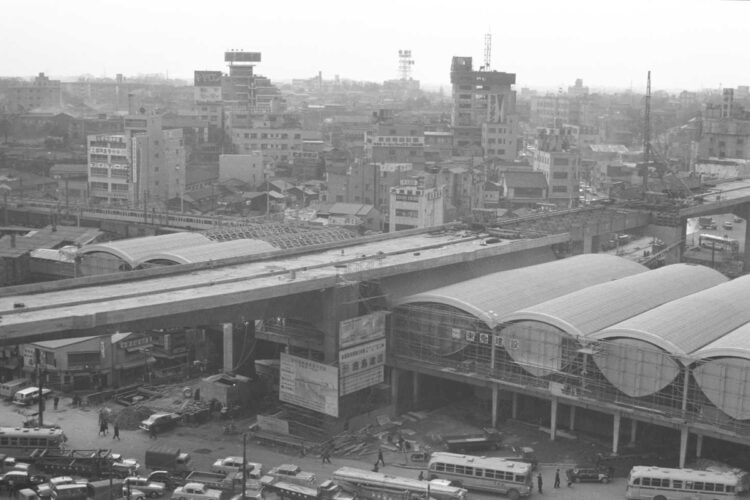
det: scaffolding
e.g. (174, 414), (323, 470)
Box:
(389, 302), (750, 440)
(203, 223), (357, 249)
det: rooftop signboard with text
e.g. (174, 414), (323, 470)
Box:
(224, 52), (261, 63)
(194, 70), (222, 87)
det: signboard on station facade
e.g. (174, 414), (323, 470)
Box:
(194, 70), (222, 86)
(338, 338), (386, 395)
(339, 311), (387, 349)
(279, 353), (339, 417)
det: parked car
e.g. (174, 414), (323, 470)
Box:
(36, 476), (87, 498)
(0, 470), (47, 491)
(723, 221), (734, 230)
(211, 457), (262, 477)
(566, 465), (611, 483)
(122, 476), (166, 497)
(139, 413), (181, 433)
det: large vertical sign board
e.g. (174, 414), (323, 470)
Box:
(339, 311), (387, 349)
(279, 353), (339, 417)
(339, 339), (386, 395)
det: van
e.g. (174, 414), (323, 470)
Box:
(0, 378), (31, 400)
(52, 483), (88, 500)
(13, 386), (52, 406)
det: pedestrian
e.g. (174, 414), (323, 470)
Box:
(149, 426), (158, 439)
(53, 395), (59, 410)
(98, 420), (106, 436)
(376, 448), (385, 467)
(537, 473), (543, 494)
(7, 479), (14, 498)
(554, 469), (560, 488)
(321, 449), (332, 464)
(299, 441), (306, 457)
(113, 422), (120, 440)
(104, 420), (109, 435)
(418, 471), (424, 481)
(566, 469), (573, 487)
(372, 462), (379, 473)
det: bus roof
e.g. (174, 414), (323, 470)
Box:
(429, 452), (533, 473)
(0, 426), (64, 436)
(630, 466), (746, 483)
(333, 467), (465, 494)
(14, 386), (50, 396)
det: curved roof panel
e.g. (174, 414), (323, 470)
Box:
(79, 233), (212, 267)
(692, 356), (750, 420)
(501, 264), (728, 338)
(592, 274), (750, 357)
(693, 322), (750, 361)
(395, 254), (647, 328)
(136, 239), (277, 266)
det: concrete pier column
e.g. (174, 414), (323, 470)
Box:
(612, 412), (621, 455)
(222, 323), (233, 372)
(583, 235), (600, 254)
(550, 398), (558, 441)
(744, 203), (750, 273)
(491, 387), (499, 427)
(412, 371), (420, 409)
(316, 284), (360, 363)
(569, 405), (576, 431)
(630, 419), (637, 445)
(512, 392), (518, 419)
(679, 426), (689, 468)
(391, 368), (400, 409)
(696, 434), (703, 458)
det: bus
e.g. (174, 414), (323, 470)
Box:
(626, 466), (750, 500)
(699, 234), (740, 253)
(0, 427), (67, 457)
(427, 452), (533, 499)
(13, 386), (52, 406)
(332, 466), (467, 500)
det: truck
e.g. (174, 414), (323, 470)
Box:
(0, 378), (31, 400)
(172, 482), (222, 500)
(183, 471), (244, 492)
(27, 449), (139, 479)
(144, 446), (191, 475)
(442, 428), (503, 453)
(86, 479), (124, 500)
(262, 477), (353, 500)
(699, 216), (717, 229)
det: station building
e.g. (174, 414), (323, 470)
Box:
(387, 254), (750, 467)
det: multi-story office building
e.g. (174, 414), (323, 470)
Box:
(219, 153), (264, 185)
(325, 159), (413, 210)
(7, 72), (62, 112)
(230, 126), (303, 164)
(530, 94), (570, 127)
(87, 111), (186, 207)
(450, 57), (519, 158)
(365, 121), (425, 167)
(532, 131), (580, 207)
(389, 176), (445, 231)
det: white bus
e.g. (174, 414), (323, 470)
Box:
(0, 426), (67, 456)
(13, 386), (52, 406)
(699, 234), (740, 253)
(427, 452), (533, 499)
(332, 466), (467, 500)
(626, 466), (750, 500)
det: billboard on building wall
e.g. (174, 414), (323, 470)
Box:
(194, 71), (222, 87)
(339, 338), (386, 395)
(339, 311), (387, 349)
(224, 51), (261, 63)
(279, 353), (339, 417)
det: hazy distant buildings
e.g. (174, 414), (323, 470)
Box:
(530, 94), (570, 127)
(219, 153), (264, 185)
(450, 56), (519, 160)
(7, 72), (61, 112)
(699, 88), (750, 160)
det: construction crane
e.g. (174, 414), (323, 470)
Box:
(480, 31), (491, 71)
(638, 71), (669, 192)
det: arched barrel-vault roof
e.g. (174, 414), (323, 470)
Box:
(79, 233), (212, 268)
(592, 274), (750, 359)
(500, 264), (728, 338)
(135, 238), (277, 266)
(394, 254), (647, 328)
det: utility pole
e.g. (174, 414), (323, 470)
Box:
(35, 348), (44, 427)
(642, 70), (652, 191)
(242, 433), (247, 500)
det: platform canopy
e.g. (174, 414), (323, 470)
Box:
(135, 238), (277, 266)
(78, 232), (212, 268)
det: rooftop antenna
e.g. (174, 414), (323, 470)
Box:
(483, 30), (492, 71)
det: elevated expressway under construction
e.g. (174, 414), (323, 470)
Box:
(3, 192), (750, 460)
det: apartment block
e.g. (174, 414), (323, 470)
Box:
(7, 72), (62, 112)
(389, 177), (445, 231)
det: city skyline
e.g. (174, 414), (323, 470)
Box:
(1, 0), (748, 92)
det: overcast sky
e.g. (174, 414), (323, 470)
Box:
(2, 0), (747, 92)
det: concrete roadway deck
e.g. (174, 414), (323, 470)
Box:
(0, 229), (568, 345)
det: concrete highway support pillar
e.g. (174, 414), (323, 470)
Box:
(222, 323), (234, 372)
(317, 284), (360, 363)
(696, 434), (703, 458)
(550, 398), (558, 441)
(492, 387), (498, 427)
(612, 412), (621, 455)
(583, 235), (600, 254)
(412, 371), (420, 409)
(630, 419), (637, 445)
(391, 367), (400, 408)
(569, 405), (576, 431)
(744, 203), (750, 273)
(512, 392), (518, 419)
(679, 426), (689, 468)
